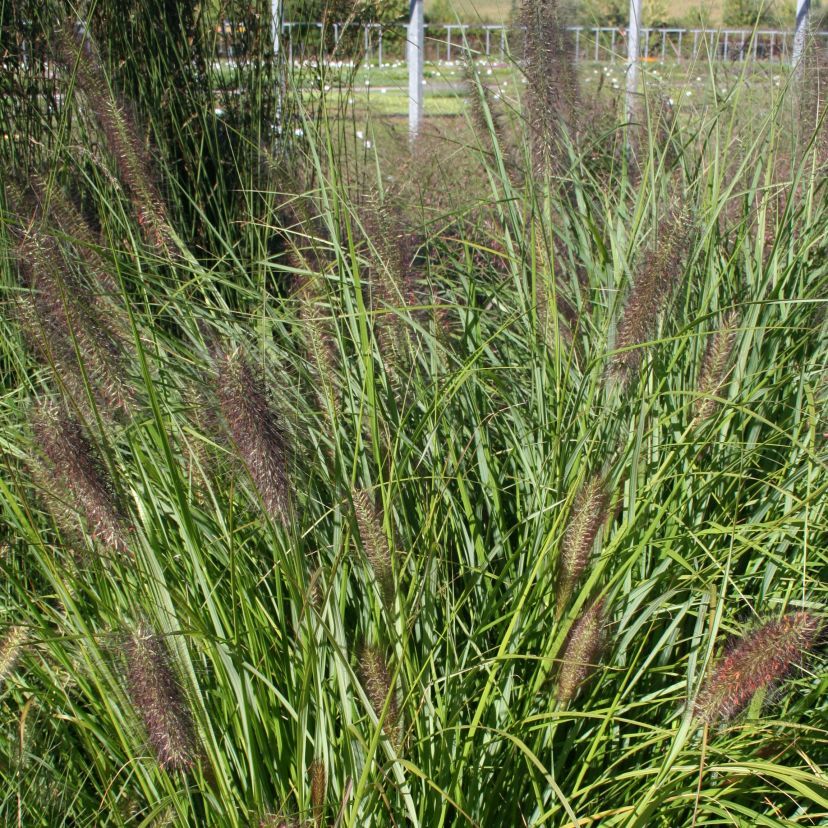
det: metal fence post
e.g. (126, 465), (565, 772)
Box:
(626, 0), (641, 123)
(408, 0), (424, 141)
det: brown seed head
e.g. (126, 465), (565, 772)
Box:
(123, 624), (198, 771)
(352, 488), (394, 605)
(695, 611), (824, 724)
(32, 400), (131, 555)
(611, 206), (689, 385)
(520, 0), (580, 175)
(0, 626), (27, 685)
(692, 310), (739, 426)
(309, 759), (326, 825)
(54, 24), (174, 258)
(556, 598), (606, 705)
(215, 346), (293, 525)
(556, 476), (609, 616)
(358, 643), (401, 745)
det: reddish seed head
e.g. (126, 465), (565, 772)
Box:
(215, 346), (293, 525)
(556, 598), (606, 705)
(352, 488), (394, 605)
(123, 624), (198, 771)
(695, 611), (824, 724)
(556, 476), (609, 617)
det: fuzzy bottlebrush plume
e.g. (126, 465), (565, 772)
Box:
(692, 310), (739, 427)
(610, 206), (688, 386)
(352, 488), (394, 606)
(358, 643), (401, 746)
(695, 612), (824, 724)
(10, 213), (136, 420)
(309, 759), (326, 826)
(32, 400), (131, 555)
(123, 624), (198, 770)
(519, 0), (580, 176)
(29, 174), (122, 302)
(0, 626), (27, 685)
(54, 24), (174, 257)
(556, 476), (609, 618)
(215, 345), (293, 525)
(556, 598), (606, 705)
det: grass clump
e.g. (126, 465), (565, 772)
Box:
(0, 3), (826, 826)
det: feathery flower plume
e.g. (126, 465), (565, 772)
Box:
(0, 626), (27, 685)
(309, 759), (326, 826)
(556, 476), (609, 617)
(123, 624), (198, 770)
(358, 643), (401, 746)
(32, 400), (131, 554)
(610, 206), (688, 385)
(27, 459), (89, 554)
(352, 488), (394, 606)
(215, 345), (293, 525)
(692, 310), (739, 426)
(695, 611), (823, 724)
(10, 210), (136, 419)
(29, 174), (122, 302)
(556, 598), (606, 705)
(54, 24), (174, 257)
(520, 0), (579, 176)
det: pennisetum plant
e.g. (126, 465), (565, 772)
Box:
(358, 643), (401, 748)
(610, 204), (689, 387)
(31, 399), (131, 556)
(691, 309), (740, 427)
(556, 475), (610, 618)
(54, 22), (175, 258)
(695, 611), (824, 724)
(214, 343), (293, 526)
(556, 597), (607, 706)
(352, 487), (394, 607)
(122, 623), (199, 771)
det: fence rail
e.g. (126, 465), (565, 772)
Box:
(215, 21), (828, 66)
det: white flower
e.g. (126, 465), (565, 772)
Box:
(356, 130), (364, 139)
(365, 140), (373, 149)
(294, 127), (304, 136)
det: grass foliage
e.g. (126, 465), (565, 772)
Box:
(1, 1), (827, 825)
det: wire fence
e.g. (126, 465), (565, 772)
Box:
(215, 21), (828, 66)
